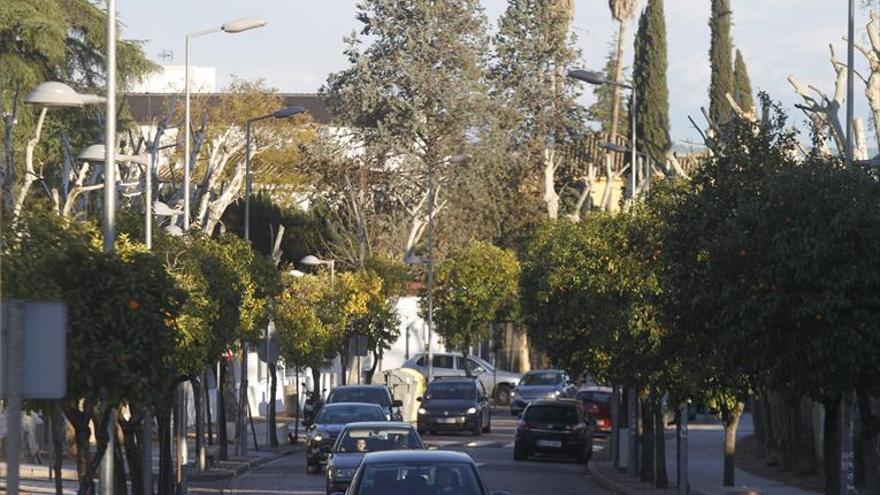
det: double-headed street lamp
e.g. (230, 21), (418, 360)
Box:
(184, 17), (267, 231)
(301, 254), (335, 282)
(244, 106), (306, 242)
(567, 69), (638, 202)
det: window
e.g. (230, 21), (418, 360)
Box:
(355, 463), (483, 495)
(415, 356), (426, 367)
(520, 372), (564, 386)
(431, 355), (454, 369)
(335, 428), (422, 453)
(317, 405), (386, 424)
(576, 391), (611, 404)
(523, 405), (579, 424)
(328, 388), (391, 407)
(427, 382), (476, 400)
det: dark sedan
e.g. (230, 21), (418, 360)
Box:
(306, 402), (386, 474)
(326, 385), (404, 421)
(576, 386), (612, 434)
(334, 450), (509, 495)
(417, 378), (491, 436)
(325, 421), (424, 495)
(510, 369), (577, 416)
(514, 399), (593, 463)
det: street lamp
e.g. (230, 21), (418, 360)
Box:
(301, 254), (336, 282)
(184, 17), (267, 231)
(568, 69), (638, 203)
(244, 106), (306, 242)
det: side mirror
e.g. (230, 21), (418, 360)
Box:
(308, 423), (316, 431)
(416, 397), (423, 402)
(392, 399), (404, 408)
(473, 366), (486, 375)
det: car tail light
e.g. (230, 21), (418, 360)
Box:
(596, 419), (608, 427)
(516, 420), (530, 432)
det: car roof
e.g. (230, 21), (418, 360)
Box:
(529, 399), (580, 408)
(523, 369), (565, 374)
(341, 421), (414, 430)
(362, 450), (474, 464)
(429, 378), (477, 385)
(578, 386), (612, 393)
(320, 402), (384, 409)
(331, 385), (388, 391)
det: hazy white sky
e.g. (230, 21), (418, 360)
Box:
(118, 1), (859, 144)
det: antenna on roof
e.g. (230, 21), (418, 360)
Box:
(158, 49), (174, 64)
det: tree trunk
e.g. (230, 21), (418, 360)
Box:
(76, 405), (113, 495)
(654, 401), (668, 488)
(52, 408), (65, 495)
(640, 392), (655, 483)
(792, 397), (817, 475)
(217, 361), (229, 461)
(823, 397), (842, 495)
(292, 364), (301, 445)
(64, 404), (94, 486)
(609, 20), (628, 141)
(191, 376), (206, 470)
(113, 425), (127, 495)
(312, 368), (322, 394)
(751, 394), (767, 458)
(857, 393), (880, 494)
(205, 370), (213, 446)
(120, 409), (144, 495)
(156, 407), (174, 495)
(365, 349), (381, 384)
(268, 362), (278, 448)
(722, 402), (745, 487)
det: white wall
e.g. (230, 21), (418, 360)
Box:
(131, 64), (216, 93)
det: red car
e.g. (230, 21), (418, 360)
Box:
(576, 386), (612, 434)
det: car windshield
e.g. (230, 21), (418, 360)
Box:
(329, 388), (390, 407)
(316, 405), (385, 424)
(520, 372), (563, 386)
(335, 428), (421, 453)
(355, 462), (483, 495)
(427, 382), (476, 400)
(577, 391), (611, 404)
(524, 405), (578, 423)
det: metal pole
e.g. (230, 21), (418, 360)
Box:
(5, 302), (24, 495)
(183, 33), (192, 230)
(100, 4), (117, 494)
(146, 151), (154, 249)
(426, 157), (434, 383)
(845, 0), (855, 169)
(611, 384), (620, 467)
(630, 86), (637, 201)
(627, 388), (638, 476)
(678, 403), (688, 495)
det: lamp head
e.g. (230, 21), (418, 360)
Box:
(25, 82), (84, 108)
(221, 17), (267, 33)
(273, 105), (307, 119)
(567, 69), (607, 86)
(300, 255), (323, 266)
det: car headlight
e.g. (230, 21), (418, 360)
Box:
(386, 414), (392, 420)
(466, 407), (477, 415)
(418, 407), (428, 415)
(553, 390), (561, 397)
(312, 434), (323, 443)
(510, 390), (516, 397)
(334, 467), (355, 478)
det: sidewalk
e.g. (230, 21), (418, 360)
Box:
(589, 414), (821, 495)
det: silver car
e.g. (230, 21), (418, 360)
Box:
(402, 352), (521, 405)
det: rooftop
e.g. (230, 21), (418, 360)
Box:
(124, 92), (332, 125)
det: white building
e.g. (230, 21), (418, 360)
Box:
(130, 64), (217, 93)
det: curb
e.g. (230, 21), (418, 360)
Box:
(587, 463), (710, 495)
(188, 445), (298, 482)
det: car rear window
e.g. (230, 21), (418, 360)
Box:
(520, 372), (563, 386)
(329, 388), (390, 407)
(317, 405), (385, 424)
(524, 405), (579, 423)
(427, 382), (476, 400)
(577, 391), (611, 404)
(355, 462), (482, 495)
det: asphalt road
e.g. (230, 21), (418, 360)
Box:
(191, 410), (614, 495)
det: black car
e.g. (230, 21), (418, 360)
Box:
(325, 421), (424, 495)
(513, 399), (593, 463)
(334, 450), (509, 495)
(306, 402), (386, 474)
(510, 369), (577, 416)
(326, 385), (404, 421)
(417, 378), (491, 436)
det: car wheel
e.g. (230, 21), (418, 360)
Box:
(306, 462), (319, 474)
(495, 384), (512, 406)
(473, 421), (482, 436)
(513, 442), (528, 461)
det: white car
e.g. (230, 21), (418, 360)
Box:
(401, 352), (521, 405)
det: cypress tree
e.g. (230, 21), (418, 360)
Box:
(631, 0), (671, 165)
(732, 49), (755, 115)
(709, 0), (734, 125)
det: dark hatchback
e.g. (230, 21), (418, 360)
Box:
(576, 386), (612, 434)
(326, 385), (404, 421)
(334, 450), (509, 495)
(325, 421), (424, 495)
(513, 399), (593, 463)
(306, 402), (386, 474)
(417, 378), (491, 436)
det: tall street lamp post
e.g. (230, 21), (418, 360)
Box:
(184, 17), (266, 231)
(568, 69), (637, 202)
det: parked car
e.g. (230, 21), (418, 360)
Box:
(333, 450), (510, 495)
(402, 352), (521, 405)
(305, 402), (387, 474)
(417, 378), (491, 436)
(325, 421), (424, 495)
(514, 399), (593, 464)
(510, 369), (577, 416)
(326, 385), (404, 421)
(576, 386), (612, 434)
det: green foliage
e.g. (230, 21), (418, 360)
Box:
(432, 240), (520, 354)
(630, 0), (671, 164)
(708, 0), (734, 125)
(588, 36), (630, 135)
(732, 49), (755, 115)
(275, 274), (339, 372)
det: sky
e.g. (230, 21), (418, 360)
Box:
(118, 1), (861, 145)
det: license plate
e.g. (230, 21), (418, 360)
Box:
(536, 440), (562, 448)
(437, 418), (458, 424)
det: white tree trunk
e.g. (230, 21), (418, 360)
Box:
(13, 108), (47, 219)
(543, 148), (559, 220)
